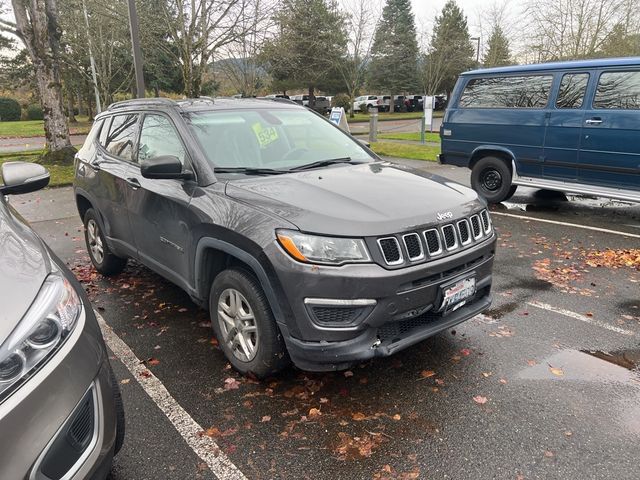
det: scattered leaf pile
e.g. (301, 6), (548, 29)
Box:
(582, 249), (640, 270)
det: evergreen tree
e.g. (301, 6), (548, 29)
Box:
(261, 0), (347, 106)
(483, 26), (511, 67)
(368, 0), (419, 95)
(425, 0), (474, 96)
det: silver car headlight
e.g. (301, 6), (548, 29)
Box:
(0, 271), (82, 400)
(276, 229), (371, 265)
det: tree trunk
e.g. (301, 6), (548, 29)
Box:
(308, 85), (315, 109)
(76, 91), (85, 117)
(67, 93), (77, 123)
(390, 94), (395, 113)
(12, 0), (75, 164)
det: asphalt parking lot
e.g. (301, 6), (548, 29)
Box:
(11, 159), (640, 480)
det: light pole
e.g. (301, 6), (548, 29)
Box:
(127, 0), (145, 98)
(470, 36), (480, 63)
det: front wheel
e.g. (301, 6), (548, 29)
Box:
(210, 269), (290, 378)
(471, 156), (517, 204)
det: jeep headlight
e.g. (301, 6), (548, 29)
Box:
(277, 230), (371, 265)
(0, 271), (81, 401)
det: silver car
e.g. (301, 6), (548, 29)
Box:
(0, 162), (123, 479)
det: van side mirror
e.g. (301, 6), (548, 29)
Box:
(0, 162), (50, 195)
(140, 155), (192, 180)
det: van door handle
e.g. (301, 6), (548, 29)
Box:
(88, 161), (102, 171)
(585, 118), (602, 125)
(125, 177), (141, 190)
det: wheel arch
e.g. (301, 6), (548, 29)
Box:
(194, 238), (284, 322)
(469, 146), (516, 173)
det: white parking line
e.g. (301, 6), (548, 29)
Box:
(95, 311), (248, 480)
(526, 301), (635, 336)
(491, 211), (640, 239)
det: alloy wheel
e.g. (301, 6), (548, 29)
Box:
(87, 219), (104, 264)
(217, 288), (259, 362)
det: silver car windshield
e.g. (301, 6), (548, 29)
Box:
(185, 109), (373, 170)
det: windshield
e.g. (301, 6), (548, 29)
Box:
(185, 109), (374, 170)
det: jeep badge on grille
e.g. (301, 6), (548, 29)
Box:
(436, 211), (453, 221)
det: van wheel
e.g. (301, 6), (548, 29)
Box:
(83, 209), (127, 275)
(471, 157), (516, 203)
(210, 269), (290, 378)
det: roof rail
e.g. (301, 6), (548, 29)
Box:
(176, 97), (215, 107)
(107, 98), (177, 110)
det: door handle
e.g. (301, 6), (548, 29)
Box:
(585, 118), (602, 125)
(125, 177), (141, 189)
(88, 161), (102, 171)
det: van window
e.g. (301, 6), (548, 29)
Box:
(556, 73), (589, 109)
(594, 71), (640, 109)
(460, 75), (553, 108)
(104, 114), (138, 161)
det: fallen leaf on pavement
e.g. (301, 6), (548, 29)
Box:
(260, 415), (271, 422)
(392, 414), (401, 421)
(460, 348), (472, 356)
(224, 377), (241, 390)
(527, 359), (537, 366)
(352, 412), (367, 421)
(548, 365), (564, 376)
(120, 378), (131, 385)
(473, 395), (488, 405)
(308, 407), (321, 418)
(420, 370), (436, 378)
(148, 358), (160, 366)
(544, 450), (554, 458)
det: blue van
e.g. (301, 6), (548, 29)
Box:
(439, 57), (640, 203)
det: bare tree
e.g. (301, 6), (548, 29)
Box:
(523, 0), (636, 61)
(336, 0), (378, 117)
(162, 0), (254, 97)
(216, 0), (277, 97)
(1, 0), (74, 162)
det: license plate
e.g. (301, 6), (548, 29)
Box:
(439, 277), (476, 313)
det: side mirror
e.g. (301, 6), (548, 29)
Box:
(0, 162), (50, 195)
(140, 155), (192, 180)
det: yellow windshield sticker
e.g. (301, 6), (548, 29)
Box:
(252, 122), (279, 148)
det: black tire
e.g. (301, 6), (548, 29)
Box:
(471, 156), (516, 203)
(210, 268), (290, 378)
(108, 366), (126, 456)
(83, 208), (127, 275)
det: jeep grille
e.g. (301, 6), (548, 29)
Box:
(376, 209), (492, 267)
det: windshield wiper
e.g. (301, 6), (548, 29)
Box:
(214, 167), (287, 175)
(288, 157), (352, 171)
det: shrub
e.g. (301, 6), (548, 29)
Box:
(0, 97), (22, 121)
(26, 104), (44, 120)
(332, 93), (351, 113)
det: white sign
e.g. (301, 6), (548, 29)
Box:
(329, 107), (350, 133)
(423, 96), (434, 131)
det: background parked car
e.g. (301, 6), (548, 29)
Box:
(353, 95), (383, 112)
(406, 95), (424, 112)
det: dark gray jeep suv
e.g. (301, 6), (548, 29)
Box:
(73, 98), (496, 377)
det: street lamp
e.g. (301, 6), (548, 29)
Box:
(470, 37), (480, 63)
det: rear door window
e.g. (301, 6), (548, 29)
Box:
(460, 75), (553, 108)
(556, 73), (590, 109)
(104, 114), (139, 161)
(594, 71), (640, 109)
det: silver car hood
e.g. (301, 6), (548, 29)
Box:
(0, 200), (51, 345)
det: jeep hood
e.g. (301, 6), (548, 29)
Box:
(0, 202), (51, 345)
(225, 162), (482, 237)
